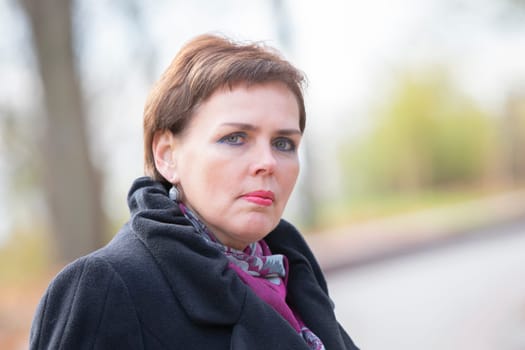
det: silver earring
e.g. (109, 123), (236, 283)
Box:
(169, 185), (180, 202)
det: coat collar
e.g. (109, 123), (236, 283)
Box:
(128, 177), (246, 325)
(126, 177), (347, 349)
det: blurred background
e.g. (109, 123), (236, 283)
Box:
(1, 0), (525, 349)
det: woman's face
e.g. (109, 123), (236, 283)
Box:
(174, 82), (301, 250)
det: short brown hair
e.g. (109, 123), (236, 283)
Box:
(143, 33), (307, 183)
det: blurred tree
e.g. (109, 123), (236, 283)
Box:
(341, 68), (498, 196)
(18, 0), (105, 263)
(0, 107), (40, 197)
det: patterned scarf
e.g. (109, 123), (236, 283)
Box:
(178, 202), (325, 350)
(178, 202), (286, 284)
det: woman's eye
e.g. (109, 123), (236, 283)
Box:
(273, 138), (295, 152)
(218, 133), (245, 145)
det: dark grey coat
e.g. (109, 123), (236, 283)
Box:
(30, 177), (359, 349)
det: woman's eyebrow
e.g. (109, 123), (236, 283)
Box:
(277, 129), (302, 136)
(220, 122), (302, 135)
(220, 122), (258, 131)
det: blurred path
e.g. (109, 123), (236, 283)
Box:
(327, 221), (525, 350)
(307, 190), (525, 272)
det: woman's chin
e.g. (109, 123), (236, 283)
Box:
(228, 221), (278, 245)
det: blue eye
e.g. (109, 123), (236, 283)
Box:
(273, 137), (295, 152)
(218, 133), (245, 145)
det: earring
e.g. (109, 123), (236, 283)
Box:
(169, 185), (181, 202)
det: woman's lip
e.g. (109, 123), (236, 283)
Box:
(242, 191), (275, 206)
(244, 190), (275, 200)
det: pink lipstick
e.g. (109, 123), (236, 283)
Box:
(242, 190), (274, 206)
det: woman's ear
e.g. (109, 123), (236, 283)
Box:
(152, 130), (180, 183)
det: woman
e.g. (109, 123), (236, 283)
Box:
(30, 34), (360, 350)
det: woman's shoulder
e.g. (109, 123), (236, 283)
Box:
(30, 253), (143, 349)
(33, 227), (147, 309)
(39, 253), (125, 318)
(52, 224), (164, 294)
(29, 228), (157, 349)
(38, 233), (145, 317)
(42, 225), (145, 286)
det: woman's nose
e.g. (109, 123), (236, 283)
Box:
(251, 144), (277, 175)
